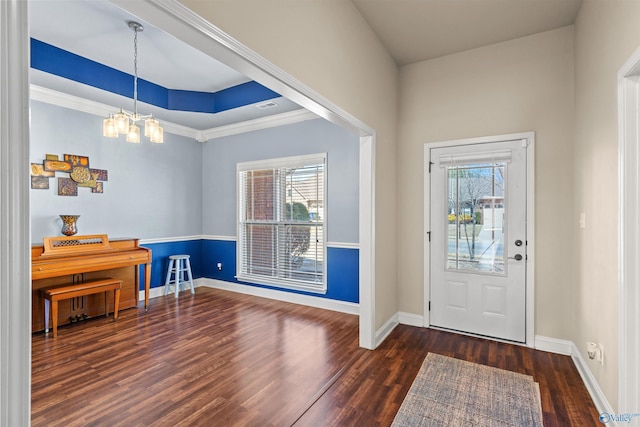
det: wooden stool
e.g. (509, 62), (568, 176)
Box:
(41, 278), (122, 337)
(164, 255), (194, 298)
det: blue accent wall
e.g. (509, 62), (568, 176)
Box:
(30, 38), (280, 113)
(31, 38), (136, 99)
(141, 240), (203, 291)
(214, 82), (280, 112)
(201, 239), (237, 282)
(145, 239), (358, 303)
(325, 247), (360, 303)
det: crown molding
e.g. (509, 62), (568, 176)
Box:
(202, 109), (317, 141)
(30, 85), (317, 142)
(30, 85), (199, 140)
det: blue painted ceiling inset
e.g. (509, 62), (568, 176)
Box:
(30, 38), (281, 114)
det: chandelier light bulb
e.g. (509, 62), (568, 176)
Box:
(126, 123), (141, 143)
(114, 111), (129, 135)
(150, 126), (164, 143)
(103, 115), (117, 138)
(145, 117), (158, 137)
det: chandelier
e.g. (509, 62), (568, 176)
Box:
(103, 21), (163, 143)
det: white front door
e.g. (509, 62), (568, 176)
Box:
(429, 139), (527, 342)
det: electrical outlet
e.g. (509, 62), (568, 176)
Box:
(217, 262), (222, 271)
(587, 342), (604, 365)
(597, 343), (604, 366)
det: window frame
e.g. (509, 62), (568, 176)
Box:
(236, 153), (327, 293)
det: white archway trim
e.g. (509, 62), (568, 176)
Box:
(0, 1), (32, 425)
(110, 0), (377, 349)
(617, 47), (640, 413)
(359, 135), (376, 349)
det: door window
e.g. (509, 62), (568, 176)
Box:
(446, 162), (506, 275)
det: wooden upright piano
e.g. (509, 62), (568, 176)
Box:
(31, 234), (151, 333)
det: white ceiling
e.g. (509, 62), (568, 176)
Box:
(353, 0), (582, 65)
(28, 0), (304, 132)
(28, 0), (584, 133)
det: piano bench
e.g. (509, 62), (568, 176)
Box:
(41, 278), (123, 338)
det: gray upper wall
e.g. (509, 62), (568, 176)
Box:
(30, 102), (359, 244)
(30, 100), (204, 242)
(201, 118), (359, 244)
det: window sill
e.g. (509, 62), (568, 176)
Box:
(236, 274), (327, 295)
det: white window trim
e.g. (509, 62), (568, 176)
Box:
(236, 153), (327, 293)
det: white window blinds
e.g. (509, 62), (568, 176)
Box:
(237, 154), (326, 293)
(438, 150), (512, 167)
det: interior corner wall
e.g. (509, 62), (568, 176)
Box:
(573, 0), (640, 411)
(178, 0), (399, 330)
(397, 27), (576, 338)
(29, 100), (203, 242)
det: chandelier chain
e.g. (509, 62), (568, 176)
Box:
(133, 25), (138, 117)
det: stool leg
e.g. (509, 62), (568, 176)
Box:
(186, 257), (194, 294)
(52, 300), (59, 338)
(174, 259), (180, 299)
(164, 259), (174, 296)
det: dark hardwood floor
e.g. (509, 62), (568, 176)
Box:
(32, 287), (600, 426)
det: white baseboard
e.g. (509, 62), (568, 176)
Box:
(373, 312), (423, 349)
(398, 311), (424, 327)
(375, 313), (399, 348)
(138, 279), (207, 301)
(534, 335), (615, 420)
(534, 335), (573, 355)
(197, 278), (359, 315)
(570, 342), (616, 418)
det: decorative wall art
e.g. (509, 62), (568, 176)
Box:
(31, 176), (50, 189)
(64, 154), (89, 167)
(30, 163), (54, 190)
(90, 169), (108, 181)
(58, 177), (78, 196)
(30, 163), (54, 177)
(43, 159), (72, 172)
(30, 153), (108, 196)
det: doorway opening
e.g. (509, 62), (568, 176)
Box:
(617, 46), (640, 412)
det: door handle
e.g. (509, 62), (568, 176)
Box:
(509, 254), (523, 261)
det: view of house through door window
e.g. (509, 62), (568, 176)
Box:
(237, 154), (326, 293)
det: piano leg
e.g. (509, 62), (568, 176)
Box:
(114, 288), (120, 320)
(144, 262), (151, 312)
(104, 290), (109, 318)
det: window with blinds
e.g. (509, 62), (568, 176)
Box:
(237, 153), (326, 293)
